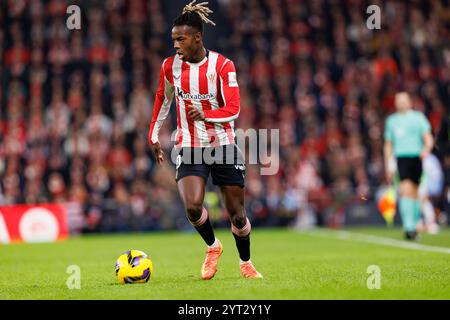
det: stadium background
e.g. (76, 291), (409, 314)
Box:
(1, 0), (449, 235)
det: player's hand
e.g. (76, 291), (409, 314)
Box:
(151, 141), (164, 165)
(188, 107), (205, 121)
(420, 150), (430, 160)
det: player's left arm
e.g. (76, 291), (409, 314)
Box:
(189, 60), (240, 123)
(420, 114), (434, 159)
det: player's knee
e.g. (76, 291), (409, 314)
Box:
(230, 212), (246, 229)
(185, 203), (203, 221)
(400, 181), (418, 198)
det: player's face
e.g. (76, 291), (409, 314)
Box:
(395, 92), (412, 112)
(172, 25), (202, 62)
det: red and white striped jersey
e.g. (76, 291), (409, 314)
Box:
(148, 50), (240, 148)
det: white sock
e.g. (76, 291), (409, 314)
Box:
(240, 259), (250, 265)
(208, 238), (220, 248)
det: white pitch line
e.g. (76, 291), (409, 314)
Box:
(306, 229), (450, 255)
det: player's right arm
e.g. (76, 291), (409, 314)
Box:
(148, 59), (174, 164)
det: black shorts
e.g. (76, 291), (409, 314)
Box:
(174, 145), (246, 187)
(397, 157), (422, 184)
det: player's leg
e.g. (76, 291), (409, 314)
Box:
(398, 180), (419, 237)
(178, 176), (223, 280)
(178, 176), (214, 244)
(397, 157), (422, 240)
(421, 196), (440, 234)
(219, 185), (249, 261)
(211, 144), (262, 278)
(219, 185), (262, 278)
(176, 148), (222, 280)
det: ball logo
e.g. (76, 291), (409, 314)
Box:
(19, 208), (60, 243)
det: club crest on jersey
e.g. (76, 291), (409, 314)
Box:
(207, 72), (216, 83)
(176, 87), (214, 101)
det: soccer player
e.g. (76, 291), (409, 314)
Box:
(384, 92), (434, 240)
(148, 1), (262, 279)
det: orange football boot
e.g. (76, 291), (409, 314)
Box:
(201, 239), (223, 280)
(240, 261), (263, 278)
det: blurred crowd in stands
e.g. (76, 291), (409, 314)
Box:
(1, 0), (449, 233)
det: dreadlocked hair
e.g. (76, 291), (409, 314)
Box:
(174, 1), (216, 34)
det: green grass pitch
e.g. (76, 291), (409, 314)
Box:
(1, 227), (449, 299)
